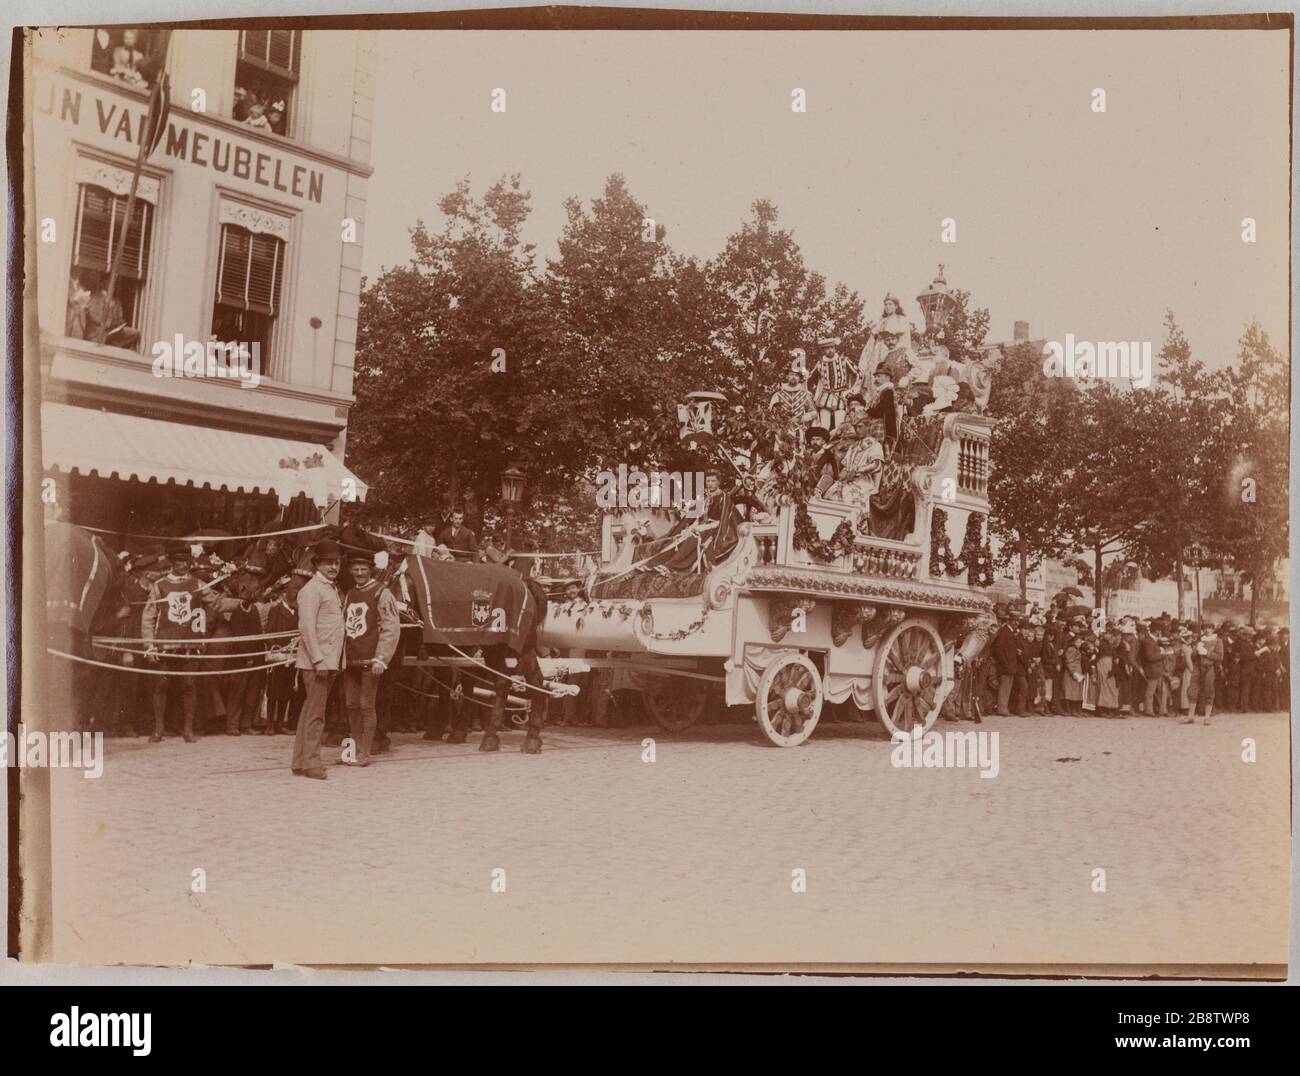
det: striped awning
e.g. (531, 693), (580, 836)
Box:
(42, 403), (367, 507)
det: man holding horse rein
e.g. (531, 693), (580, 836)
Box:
(141, 539), (244, 744)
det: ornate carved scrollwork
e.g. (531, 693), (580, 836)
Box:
(831, 602), (871, 647)
(769, 596), (817, 643)
(861, 606), (905, 650)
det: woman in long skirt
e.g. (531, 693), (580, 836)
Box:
(1096, 627), (1122, 715)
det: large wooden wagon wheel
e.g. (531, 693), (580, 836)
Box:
(756, 652), (823, 747)
(642, 677), (709, 732)
(872, 619), (950, 738)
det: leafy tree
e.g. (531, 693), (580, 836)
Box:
(1124, 313), (1230, 617)
(705, 200), (868, 414)
(349, 175), (577, 531)
(1214, 321), (1289, 623)
(543, 173), (698, 474)
(986, 340), (1078, 592)
(1053, 383), (1152, 610)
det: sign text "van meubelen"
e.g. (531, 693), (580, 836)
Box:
(38, 77), (326, 204)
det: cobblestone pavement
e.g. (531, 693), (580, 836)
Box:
(46, 710), (1290, 969)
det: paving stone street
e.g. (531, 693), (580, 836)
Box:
(47, 711), (1290, 970)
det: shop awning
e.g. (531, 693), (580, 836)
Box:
(42, 403), (367, 507)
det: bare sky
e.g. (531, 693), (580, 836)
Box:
(364, 29), (1290, 366)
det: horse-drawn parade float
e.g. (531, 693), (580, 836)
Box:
(44, 269), (1001, 752)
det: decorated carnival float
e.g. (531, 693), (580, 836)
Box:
(539, 268), (1000, 746)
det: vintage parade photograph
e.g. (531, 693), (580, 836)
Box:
(7, 7), (1295, 980)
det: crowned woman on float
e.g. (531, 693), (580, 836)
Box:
(858, 293), (921, 387)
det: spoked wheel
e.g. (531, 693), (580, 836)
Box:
(756, 652), (823, 747)
(642, 679), (709, 732)
(872, 619), (950, 738)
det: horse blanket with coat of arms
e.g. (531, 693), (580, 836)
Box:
(401, 555), (538, 651)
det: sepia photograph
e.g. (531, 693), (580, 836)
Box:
(5, 2), (1297, 995)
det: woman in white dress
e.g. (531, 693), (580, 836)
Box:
(858, 293), (920, 386)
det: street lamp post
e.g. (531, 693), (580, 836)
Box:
(1189, 544), (1205, 624)
(500, 465), (525, 554)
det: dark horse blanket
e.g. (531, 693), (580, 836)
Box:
(402, 555), (542, 652)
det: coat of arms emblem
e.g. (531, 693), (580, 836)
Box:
(345, 602), (369, 639)
(165, 590), (193, 624)
(471, 589), (493, 626)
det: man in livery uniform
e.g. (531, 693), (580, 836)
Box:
(341, 551), (401, 767)
(142, 540), (243, 743)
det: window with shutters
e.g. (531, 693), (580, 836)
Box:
(211, 222), (287, 379)
(232, 29), (301, 138)
(66, 183), (153, 350)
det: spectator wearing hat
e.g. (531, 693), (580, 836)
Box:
(1234, 626), (1258, 713)
(1116, 619), (1140, 714)
(100, 546), (166, 736)
(142, 540), (244, 743)
(1172, 628), (1197, 717)
(340, 551), (400, 767)
(1040, 619), (1065, 715)
(1220, 623), (1242, 710)
(1191, 623), (1223, 722)
(1136, 621), (1164, 716)
(1254, 628), (1279, 712)
(1061, 626), (1085, 715)
(292, 539), (345, 779)
(1155, 632), (1179, 717)
(265, 576), (306, 736)
(992, 606), (1029, 716)
(1095, 623), (1123, 716)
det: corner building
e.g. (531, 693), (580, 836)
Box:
(32, 26), (373, 536)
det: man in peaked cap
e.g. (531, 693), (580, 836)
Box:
(340, 549), (400, 767)
(291, 538), (345, 779)
(142, 539), (243, 743)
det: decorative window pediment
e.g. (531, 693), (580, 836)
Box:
(218, 199), (291, 242)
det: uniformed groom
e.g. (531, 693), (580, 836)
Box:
(341, 551), (400, 767)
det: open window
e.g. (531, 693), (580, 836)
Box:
(232, 29), (301, 138)
(67, 181), (154, 350)
(89, 27), (165, 92)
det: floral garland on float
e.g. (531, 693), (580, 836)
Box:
(959, 511), (995, 588)
(928, 507), (964, 577)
